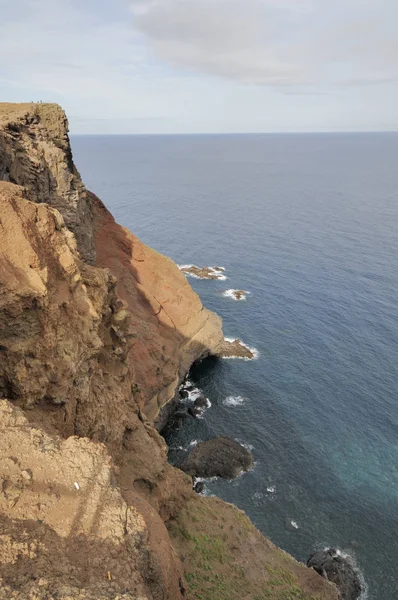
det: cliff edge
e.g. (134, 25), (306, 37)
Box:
(0, 103), (338, 600)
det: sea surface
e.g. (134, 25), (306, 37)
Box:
(72, 133), (398, 600)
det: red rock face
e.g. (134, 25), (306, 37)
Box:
(91, 192), (224, 421)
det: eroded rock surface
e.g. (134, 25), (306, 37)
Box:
(0, 400), (184, 600)
(91, 194), (225, 421)
(0, 103), (95, 263)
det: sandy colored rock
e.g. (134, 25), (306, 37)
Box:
(0, 102), (95, 263)
(0, 179), (191, 521)
(0, 181), (130, 450)
(0, 400), (184, 600)
(220, 338), (256, 360)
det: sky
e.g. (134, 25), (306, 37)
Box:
(1, 0), (398, 134)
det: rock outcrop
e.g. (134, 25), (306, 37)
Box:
(0, 400), (184, 600)
(0, 103), (95, 264)
(180, 436), (254, 479)
(307, 549), (362, 600)
(0, 103), (338, 600)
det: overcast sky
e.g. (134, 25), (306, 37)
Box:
(1, 0), (397, 133)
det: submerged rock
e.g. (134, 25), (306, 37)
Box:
(307, 549), (362, 600)
(179, 436), (253, 479)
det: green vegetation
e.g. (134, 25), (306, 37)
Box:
(168, 498), (330, 600)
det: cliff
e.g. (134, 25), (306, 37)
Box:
(0, 103), (338, 600)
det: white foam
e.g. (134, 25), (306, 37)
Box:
(208, 266), (227, 281)
(180, 381), (212, 417)
(235, 438), (254, 451)
(195, 397), (212, 419)
(222, 289), (251, 301)
(193, 475), (218, 484)
(223, 395), (246, 407)
(189, 439), (199, 448)
(223, 337), (260, 361)
(290, 520), (299, 530)
(266, 485), (276, 494)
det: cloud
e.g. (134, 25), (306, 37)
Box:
(0, 0), (149, 109)
(131, 0), (398, 88)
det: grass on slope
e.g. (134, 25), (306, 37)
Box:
(167, 496), (337, 600)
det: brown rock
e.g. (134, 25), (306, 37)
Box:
(220, 338), (257, 360)
(0, 400), (183, 600)
(180, 265), (226, 279)
(0, 103), (95, 264)
(180, 436), (254, 479)
(91, 193), (224, 421)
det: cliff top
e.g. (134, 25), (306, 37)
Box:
(0, 102), (68, 145)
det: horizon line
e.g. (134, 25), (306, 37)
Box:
(70, 130), (398, 136)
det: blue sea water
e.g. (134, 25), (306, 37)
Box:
(72, 133), (398, 600)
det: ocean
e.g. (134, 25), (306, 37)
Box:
(72, 132), (398, 600)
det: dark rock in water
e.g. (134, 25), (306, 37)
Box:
(194, 481), (205, 494)
(180, 389), (189, 399)
(307, 548), (362, 600)
(174, 410), (188, 420)
(188, 405), (202, 418)
(179, 436), (253, 479)
(185, 384), (195, 391)
(194, 396), (208, 409)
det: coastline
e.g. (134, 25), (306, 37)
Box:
(0, 103), (340, 600)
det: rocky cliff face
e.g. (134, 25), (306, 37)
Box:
(0, 103), (224, 425)
(91, 192), (224, 422)
(0, 103), (95, 264)
(0, 103), (338, 600)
